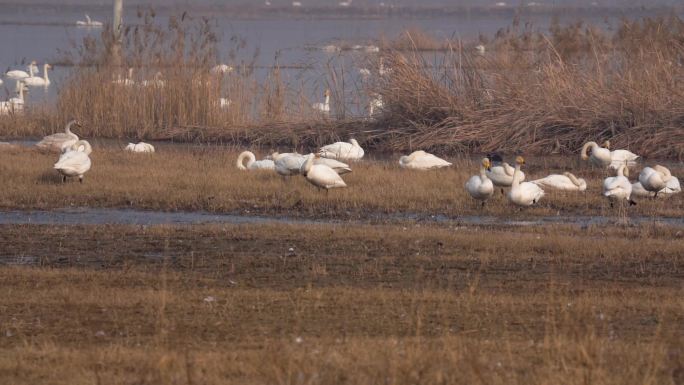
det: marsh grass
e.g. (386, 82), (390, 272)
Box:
(0, 221), (682, 384)
(0, 146), (681, 219)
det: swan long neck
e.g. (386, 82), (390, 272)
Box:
(42, 64), (49, 82)
(512, 164), (522, 187)
(324, 93), (330, 108)
(565, 172), (582, 187)
(581, 141), (597, 160)
(617, 164), (628, 178)
(350, 138), (359, 147)
(479, 165), (488, 181)
(236, 151), (255, 170)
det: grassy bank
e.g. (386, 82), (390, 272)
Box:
(0, 222), (682, 384)
(2, 17), (683, 158)
(0, 145), (682, 219)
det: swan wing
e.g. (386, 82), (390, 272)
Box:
(308, 165), (347, 189)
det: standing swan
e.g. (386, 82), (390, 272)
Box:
(638, 165), (673, 198)
(23, 64), (51, 87)
(531, 172), (587, 191)
(465, 158), (494, 205)
(236, 151), (275, 171)
(507, 156), (544, 206)
(318, 138), (364, 161)
(299, 154), (347, 192)
(603, 164), (635, 205)
(36, 120), (81, 152)
(632, 176), (681, 197)
(399, 150), (452, 170)
(54, 140), (92, 183)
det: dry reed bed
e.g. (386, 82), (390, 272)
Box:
(0, 146), (681, 219)
(2, 17), (683, 158)
(0, 221), (682, 384)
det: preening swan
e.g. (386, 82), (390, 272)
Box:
(638, 165), (673, 198)
(125, 142), (155, 153)
(465, 158), (494, 204)
(486, 156), (525, 188)
(312, 89), (330, 114)
(581, 140), (639, 170)
(507, 156), (544, 206)
(5, 62), (36, 80)
(399, 150), (452, 170)
(23, 63), (51, 87)
(300, 154), (347, 191)
(36, 120), (80, 151)
(581, 141), (611, 168)
(76, 14), (103, 27)
(236, 151), (275, 171)
(531, 172), (587, 192)
(318, 138), (364, 161)
(603, 164), (635, 205)
(272, 152), (306, 176)
(54, 140), (92, 183)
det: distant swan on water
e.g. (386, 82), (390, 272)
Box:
(23, 63), (51, 87)
(5, 62), (36, 81)
(76, 14), (103, 27)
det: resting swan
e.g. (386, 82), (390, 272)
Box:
(638, 165), (673, 198)
(125, 142), (155, 153)
(507, 156), (544, 206)
(399, 150), (452, 170)
(300, 154), (347, 191)
(632, 176), (681, 197)
(236, 151), (275, 171)
(318, 138), (364, 161)
(603, 164), (635, 205)
(36, 120), (80, 152)
(465, 158), (494, 204)
(531, 172), (587, 192)
(54, 140), (92, 183)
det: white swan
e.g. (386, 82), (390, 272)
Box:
(581, 141), (612, 168)
(300, 154), (347, 191)
(638, 165), (673, 198)
(312, 89), (330, 114)
(318, 138), (364, 161)
(465, 157), (494, 204)
(0, 81), (26, 115)
(76, 14), (103, 27)
(531, 172), (587, 192)
(23, 63), (51, 87)
(112, 68), (135, 86)
(486, 157), (525, 187)
(210, 64), (233, 75)
(312, 157), (352, 174)
(603, 140), (639, 170)
(54, 140), (92, 183)
(399, 150), (452, 170)
(507, 156), (544, 206)
(272, 152), (307, 176)
(369, 94), (383, 116)
(125, 142), (155, 153)
(219, 98), (232, 109)
(603, 164), (634, 204)
(236, 151), (275, 171)
(5, 62), (36, 81)
(140, 72), (165, 87)
(632, 176), (681, 197)
(36, 120), (80, 151)
(475, 44), (486, 55)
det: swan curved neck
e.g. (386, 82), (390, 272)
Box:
(566, 172), (581, 186)
(512, 164), (522, 187)
(302, 155), (314, 175)
(581, 141), (598, 160)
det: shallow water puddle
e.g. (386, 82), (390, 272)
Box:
(0, 208), (682, 228)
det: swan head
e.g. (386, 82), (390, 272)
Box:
(482, 158), (491, 171)
(350, 138), (359, 146)
(602, 140), (611, 149)
(515, 156), (525, 165)
(324, 89), (331, 97)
